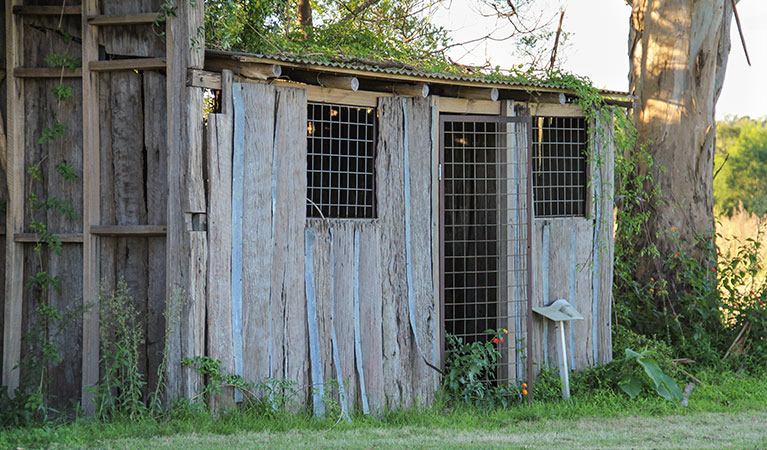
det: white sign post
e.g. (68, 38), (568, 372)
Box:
(532, 299), (584, 400)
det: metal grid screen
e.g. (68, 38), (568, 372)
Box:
(441, 115), (532, 385)
(306, 102), (377, 219)
(532, 116), (588, 217)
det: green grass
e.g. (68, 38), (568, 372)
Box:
(3, 370), (767, 449)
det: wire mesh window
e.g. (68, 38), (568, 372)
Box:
(441, 116), (531, 385)
(532, 116), (588, 217)
(306, 102), (377, 219)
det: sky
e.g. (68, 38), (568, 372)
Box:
(432, 1), (767, 120)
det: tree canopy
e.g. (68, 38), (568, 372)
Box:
(714, 117), (767, 217)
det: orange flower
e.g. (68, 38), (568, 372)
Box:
(521, 383), (528, 389)
(671, 227), (676, 232)
(675, 252), (681, 257)
(711, 267), (717, 273)
(500, 338), (504, 344)
(760, 301), (765, 306)
(650, 277), (655, 282)
(503, 328), (508, 334)
(493, 337), (499, 344)
(522, 389), (528, 396)
(650, 288), (655, 294)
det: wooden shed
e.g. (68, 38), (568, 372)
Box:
(1, 1), (627, 414)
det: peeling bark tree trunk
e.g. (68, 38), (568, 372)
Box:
(628, 0), (733, 282)
(298, 0), (313, 28)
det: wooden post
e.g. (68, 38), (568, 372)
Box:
(165, 0), (207, 402)
(81, 0), (101, 414)
(2, 0), (24, 393)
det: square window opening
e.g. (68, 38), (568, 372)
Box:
(532, 116), (588, 218)
(307, 102), (377, 219)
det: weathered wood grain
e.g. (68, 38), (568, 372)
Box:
(309, 222), (334, 406)
(358, 223), (384, 414)
(142, 71), (167, 395)
(100, 1), (165, 58)
(404, 98), (438, 404)
(270, 86), (308, 404)
(530, 222), (545, 376)
(573, 218), (595, 369)
(597, 116), (615, 364)
(547, 220), (571, 368)
(332, 222), (357, 412)
(376, 97), (412, 408)
(239, 82), (274, 389)
(206, 113), (234, 409)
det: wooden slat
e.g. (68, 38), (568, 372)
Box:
(14, 233), (83, 243)
(597, 116), (615, 364)
(14, 67), (82, 78)
(89, 58), (166, 72)
(90, 225), (166, 237)
(81, 0), (101, 415)
(12, 5), (81, 15)
(332, 223), (357, 412)
(87, 13), (160, 26)
(239, 83), (274, 390)
(206, 112), (234, 409)
(3, 0), (25, 395)
(358, 224), (384, 414)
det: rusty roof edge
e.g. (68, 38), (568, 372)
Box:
(204, 49), (634, 102)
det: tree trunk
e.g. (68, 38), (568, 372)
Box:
(298, 0), (313, 28)
(628, 0), (733, 282)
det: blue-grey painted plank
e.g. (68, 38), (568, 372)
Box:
(268, 92), (280, 393)
(329, 227), (350, 420)
(569, 222), (577, 369)
(353, 228), (370, 414)
(231, 83), (245, 402)
(304, 228), (325, 417)
(542, 222), (550, 366)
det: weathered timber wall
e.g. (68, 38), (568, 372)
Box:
(98, 69), (168, 395)
(206, 85), (440, 413)
(20, 13), (84, 409)
(99, 0), (165, 58)
(530, 115), (615, 373)
(0, 1), (6, 380)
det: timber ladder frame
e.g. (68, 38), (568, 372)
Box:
(1, 1), (166, 412)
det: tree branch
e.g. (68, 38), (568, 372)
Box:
(341, 0), (384, 22)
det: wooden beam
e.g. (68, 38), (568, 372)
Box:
(288, 70), (359, 91)
(14, 67), (82, 78)
(89, 225), (167, 237)
(4, 0), (25, 395)
(187, 69), (222, 90)
(500, 90), (567, 104)
(166, 0), (207, 402)
(87, 13), (160, 26)
(89, 58), (166, 72)
(205, 59), (281, 80)
(433, 85), (499, 101)
(14, 233), (83, 243)
(357, 80), (429, 97)
(12, 5), (81, 15)
(81, 0), (101, 415)
(437, 96), (501, 115)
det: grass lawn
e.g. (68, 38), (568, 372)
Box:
(99, 410), (767, 449)
(3, 370), (767, 449)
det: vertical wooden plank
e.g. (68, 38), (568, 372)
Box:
(270, 86), (308, 404)
(240, 83), (275, 388)
(165, 0), (206, 401)
(358, 223), (384, 414)
(305, 227), (325, 416)
(376, 97), (412, 408)
(206, 112), (234, 409)
(81, 0), (101, 413)
(309, 222), (334, 403)
(405, 98), (438, 404)
(573, 218), (594, 369)
(530, 221), (545, 376)
(597, 115), (615, 364)
(429, 98), (441, 382)
(332, 222), (357, 412)
(547, 220), (571, 369)
(144, 70), (168, 394)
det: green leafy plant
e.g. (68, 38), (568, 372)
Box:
(620, 349), (683, 401)
(443, 329), (527, 408)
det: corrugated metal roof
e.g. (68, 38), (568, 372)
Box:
(205, 50), (632, 99)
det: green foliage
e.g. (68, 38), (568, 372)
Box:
(621, 349), (682, 401)
(182, 356), (300, 412)
(714, 117), (767, 217)
(443, 329), (526, 408)
(38, 120), (68, 144)
(43, 52), (81, 71)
